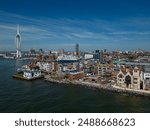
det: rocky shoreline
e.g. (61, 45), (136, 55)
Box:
(45, 75), (150, 98)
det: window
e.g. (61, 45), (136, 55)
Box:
(133, 81), (137, 84)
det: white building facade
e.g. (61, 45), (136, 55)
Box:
(23, 70), (41, 79)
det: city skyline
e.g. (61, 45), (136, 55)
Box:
(0, 0), (150, 51)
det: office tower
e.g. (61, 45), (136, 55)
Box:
(76, 44), (80, 58)
(94, 50), (103, 63)
(100, 50), (103, 63)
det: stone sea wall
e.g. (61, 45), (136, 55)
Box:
(45, 75), (150, 98)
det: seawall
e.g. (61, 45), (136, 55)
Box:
(45, 75), (150, 98)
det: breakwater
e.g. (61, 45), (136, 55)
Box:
(45, 75), (150, 98)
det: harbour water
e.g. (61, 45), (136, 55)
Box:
(0, 59), (150, 113)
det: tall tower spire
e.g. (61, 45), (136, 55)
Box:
(17, 24), (20, 34)
(16, 24), (21, 59)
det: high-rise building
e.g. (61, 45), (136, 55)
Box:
(94, 50), (100, 60)
(104, 49), (107, 53)
(100, 50), (104, 63)
(39, 48), (44, 54)
(94, 50), (103, 63)
(59, 49), (64, 55)
(95, 50), (100, 53)
(16, 25), (21, 59)
(76, 44), (80, 58)
(29, 48), (36, 54)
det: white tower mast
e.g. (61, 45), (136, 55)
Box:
(16, 25), (21, 59)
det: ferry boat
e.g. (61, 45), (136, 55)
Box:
(57, 55), (78, 63)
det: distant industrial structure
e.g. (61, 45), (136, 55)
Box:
(16, 25), (21, 59)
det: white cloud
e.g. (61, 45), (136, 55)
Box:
(0, 10), (150, 50)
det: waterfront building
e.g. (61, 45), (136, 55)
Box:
(13, 63), (43, 80)
(23, 70), (42, 79)
(143, 68), (150, 80)
(145, 80), (150, 89)
(117, 67), (145, 90)
(16, 25), (21, 59)
(143, 68), (150, 88)
(97, 64), (113, 77)
(36, 62), (53, 72)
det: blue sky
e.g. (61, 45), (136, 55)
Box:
(0, 0), (150, 51)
